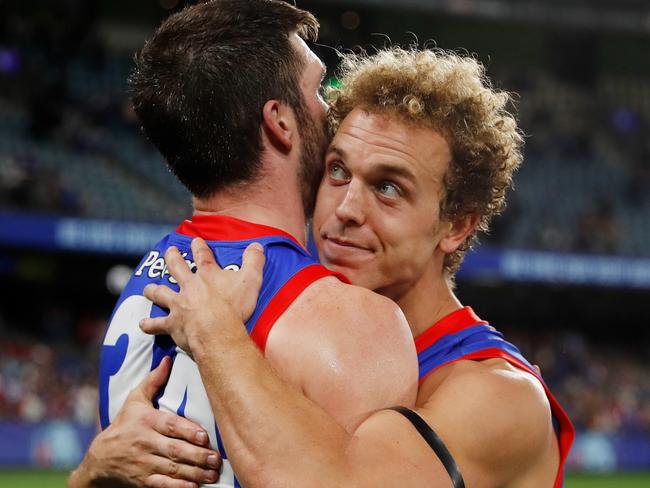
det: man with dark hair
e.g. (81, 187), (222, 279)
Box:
(68, 1), (417, 487)
(128, 0), (324, 212)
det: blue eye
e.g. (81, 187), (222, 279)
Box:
(377, 182), (401, 198)
(329, 162), (348, 182)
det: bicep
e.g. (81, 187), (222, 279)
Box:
(265, 282), (418, 432)
(423, 365), (555, 487)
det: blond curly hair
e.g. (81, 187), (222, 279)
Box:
(327, 47), (524, 275)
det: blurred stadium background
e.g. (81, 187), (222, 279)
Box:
(0, 0), (649, 486)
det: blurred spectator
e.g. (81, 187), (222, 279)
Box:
(0, 310), (102, 425)
(507, 329), (650, 435)
(574, 197), (621, 254)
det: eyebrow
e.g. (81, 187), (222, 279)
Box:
(327, 145), (417, 184)
(328, 144), (346, 158)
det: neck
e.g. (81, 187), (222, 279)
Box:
(192, 173), (308, 246)
(391, 258), (463, 338)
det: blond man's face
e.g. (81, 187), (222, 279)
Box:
(312, 108), (453, 300)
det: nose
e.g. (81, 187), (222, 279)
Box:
(334, 180), (367, 226)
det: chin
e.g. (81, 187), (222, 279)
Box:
(331, 265), (377, 289)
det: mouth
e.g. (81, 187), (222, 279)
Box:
(319, 234), (375, 266)
(324, 235), (372, 251)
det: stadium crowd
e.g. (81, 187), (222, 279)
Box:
(509, 330), (650, 436)
(1, 315), (649, 440)
(0, 310), (103, 426)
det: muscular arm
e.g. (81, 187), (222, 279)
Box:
(416, 360), (559, 488)
(193, 336), (555, 488)
(193, 278), (418, 486)
(143, 239), (554, 487)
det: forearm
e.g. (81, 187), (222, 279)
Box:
(192, 323), (351, 487)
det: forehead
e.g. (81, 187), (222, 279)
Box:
(290, 34), (325, 74)
(331, 108), (451, 183)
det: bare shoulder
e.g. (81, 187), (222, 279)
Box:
(421, 359), (556, 486)
(272, 276), (413, 350)
(265, 277), (418, 431)
(290, 276), (406, 325)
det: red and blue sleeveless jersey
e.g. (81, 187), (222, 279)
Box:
(416, 307), (575, 488)
(99, 215), (345, 488)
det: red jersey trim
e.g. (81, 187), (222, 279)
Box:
(414, 307), (488, 354)
(177, 215), (302, 246)
(420, 347), (575, 488)
(250, 265), (351, 352)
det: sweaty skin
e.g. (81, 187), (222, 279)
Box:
(141, 111), (565, 488)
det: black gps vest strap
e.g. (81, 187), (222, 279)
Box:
(390, 406), (465, 488)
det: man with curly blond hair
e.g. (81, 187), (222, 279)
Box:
(133, 47), (574, 487)
(325, 48), (523, 277)
(74, 39), (575, 488)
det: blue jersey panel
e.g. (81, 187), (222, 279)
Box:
(99, 230), (322, 487)
(417, 324), (535, 381)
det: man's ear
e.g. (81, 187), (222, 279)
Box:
(438, 214), (481, 254)
(262, 99), (293, 153)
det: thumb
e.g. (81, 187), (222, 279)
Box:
(138, 356), (173, 401)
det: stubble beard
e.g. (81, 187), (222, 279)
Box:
(297, 108), (330, 219)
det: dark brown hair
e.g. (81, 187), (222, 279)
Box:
(129, 0), (318, 198)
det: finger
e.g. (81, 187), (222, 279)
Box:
(191, 238), (221, 271)
(140, 356), (173, 401)
(145, 475), (198, 488)
(140, 315), (174, 336)
(144, 456), (219, 486)
(242, 242), (265, 272)
(241, 242), (266, 284)
(151, 410), (212, 448)
(164, 246), (194, 286)
(143, 283), (177, 309)
(145, 474), (199, 488)
(124, 357), (172, 405)
(157, 436), (221, 470)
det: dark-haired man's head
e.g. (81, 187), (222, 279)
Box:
(129, 0), (327, 212)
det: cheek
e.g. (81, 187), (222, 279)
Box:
(381, 222), (437, 271)
(313, 182), (336, 229)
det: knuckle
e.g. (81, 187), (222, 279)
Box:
(167, 460), (179, 476)
(132, 436), (150, 452)
(142, 411), (157, 427)
(167, 442), (180, 461)
(165, 416), (177, 436)
(144, 475), (160, 488)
